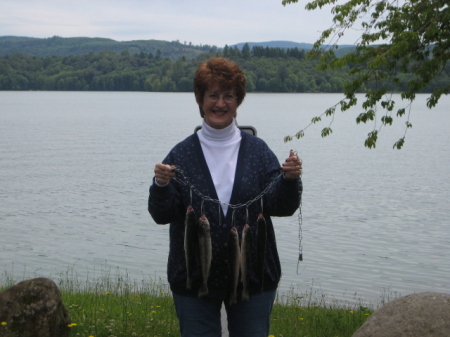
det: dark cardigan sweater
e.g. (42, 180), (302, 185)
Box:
(148, 130), (302, 300)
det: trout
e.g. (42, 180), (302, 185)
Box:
(184, 206), (197, 290)
(256, 213), (267, 292)
(228, 227), (240, 305)
(197, 215), (212, 298)
(240, 224), (253, 301)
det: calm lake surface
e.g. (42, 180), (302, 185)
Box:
(1, 91), (449, 307)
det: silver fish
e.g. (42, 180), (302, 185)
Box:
(240, 224), (253, 301)
(184, 206), (197, 290)
(197, 215), (212, 298)
(256, 213), (267, 292)
(228, 227), (240, 305)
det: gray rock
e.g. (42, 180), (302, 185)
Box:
(352, 292), (450, 337)
(0, 277), (71, 337)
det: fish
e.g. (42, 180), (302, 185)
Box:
(240, 224), (253, 301)
(184, 206), (197, 290)
(228, 227), (241, 305)
(197, 215), (212, 298)
(256, 213), (267, 292)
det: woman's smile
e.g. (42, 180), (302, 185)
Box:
(201, 84), (237, 129)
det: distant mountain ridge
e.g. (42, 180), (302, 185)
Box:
(231, 40), (356, 58)
(0, 36), (211, 59)
(231, 40), (355, 50)
(0, 36), (356, 58)
(232, 41), (316, 50)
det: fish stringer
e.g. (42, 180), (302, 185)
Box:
(296, 152), (304, 274)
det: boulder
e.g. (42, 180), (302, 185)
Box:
(0, 277), (71, 337)
(353, 292), (450, 337)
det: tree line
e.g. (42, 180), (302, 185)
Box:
(1, 44), (448, 93)
(0, 35), (213, 59)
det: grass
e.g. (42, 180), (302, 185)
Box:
(59, 268), (180, 337)
(64, 290), (177, 337)
(62, 292), (371, 337)
(1, 268), (374, 337)
(269, 296), (372, 337)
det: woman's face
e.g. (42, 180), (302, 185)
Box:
(201, 84), (237, 129)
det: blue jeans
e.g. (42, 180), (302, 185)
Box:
(172, 290), (277, 337)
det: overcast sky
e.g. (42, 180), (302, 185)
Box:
(0, 0), (361, 47)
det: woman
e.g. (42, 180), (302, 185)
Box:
(148, 57), (302, 337)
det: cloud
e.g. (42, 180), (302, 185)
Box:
(0, 0), (361, 46)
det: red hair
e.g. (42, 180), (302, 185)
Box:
(194, 57), (246, 116)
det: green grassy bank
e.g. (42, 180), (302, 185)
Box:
(1, 269), (373, 337)
(62, 292), (371, 337)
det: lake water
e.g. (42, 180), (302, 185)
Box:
(1, 91), (449, 308)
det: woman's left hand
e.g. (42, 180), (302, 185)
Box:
(281, 150), (302, 180)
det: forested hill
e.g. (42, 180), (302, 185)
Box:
(1, 36), (447, 93)
(0, 36), (357, 59)
(231, 41), (355, 58)
(0, 36), (215, 59)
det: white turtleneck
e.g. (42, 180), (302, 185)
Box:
(197, 119), (242, 217)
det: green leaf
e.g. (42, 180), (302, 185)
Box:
(356, 110), (375, 124)
(381, 116), (393, 125)
(364, 130), (378, 149)
(397, 108), (406, 117)
(321, 127), (333, 138)
(393, 138), (405, 149)
(325, 107), (335, 116)
(284, 135), (293, 143)
(295, 130), (305, 139)
(381, 100), (394, 111)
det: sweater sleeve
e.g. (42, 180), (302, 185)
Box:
(267, 175), (302, 217)
(262, 143), (303, 217)
(147, 151), (184, 225)
(148, 180), (183, 224)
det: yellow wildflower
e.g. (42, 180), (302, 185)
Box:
(1, 322), (7, 326)
(67, 323), (77, 328)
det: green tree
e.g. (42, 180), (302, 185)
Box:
(257, 78), (269, 91)
(242, 43), (251, 60)
(172, 59), (186, 84)
(282, 0), (450, 149)
(177, 77), (192, 92)
(223, 45), (230, 58)
(277, 64), (289, 82)
(329, 76), (346, 92)
(160, 76), (176, 91)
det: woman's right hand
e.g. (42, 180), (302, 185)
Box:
(154, 163), (175, 186)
